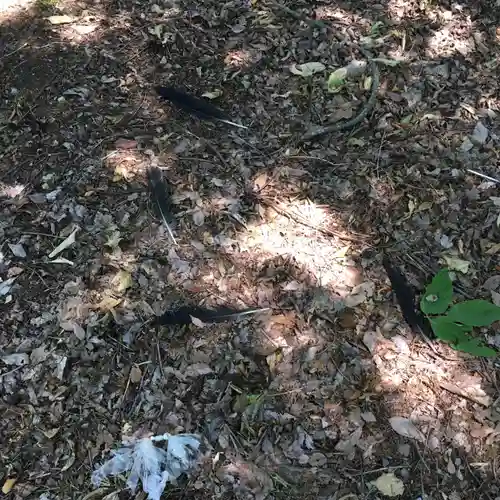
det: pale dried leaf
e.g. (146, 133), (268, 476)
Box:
(1, 353), (29, 366)
(290, 62), (325, 77)
(184, 363), (213, 377)
(112, 270), (133, 293)
(48, 228), (79, 258)
(345, 281), (374, 307)
(443, 256), (470, 274)
(47, 15), (75, 24)
(193, 210), (205, 226)
(371, 473), (404, 497)
(8, 243), (26, 258)
(389, 416), (425, 442)
(471, 121), (489, 145)
(483, 275), (500, 291)
(130, 365), (142, 384)
(2, 478), (17, 495)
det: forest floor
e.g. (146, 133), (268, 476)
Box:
(1, 0), (500, 499)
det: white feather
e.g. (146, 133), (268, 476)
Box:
(92, 433), (201, 500)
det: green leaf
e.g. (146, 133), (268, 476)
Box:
(327, 68), (347, 92)
(420, 269), (453, 315)
(446, 300), (500, 327)
(452, 338), (497, 357)
(429, 317), (471, 343)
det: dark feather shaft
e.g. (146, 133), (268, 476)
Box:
(382, 255), (434, 338)
(155, 86), (247, 129)
(158, 306), (270, 325)
(147, 167), (178, 245)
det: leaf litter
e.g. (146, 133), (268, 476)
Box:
(1, 0), (500, 499)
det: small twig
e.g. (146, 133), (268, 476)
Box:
(375, 129), (386, 176)
(438, 381), (490, 407)
(259, 196), (372, 242)
(0, 42), (28, 62)
(285, 155), (347, 168)
(184, 130), (229, 169)
(466, 169), (500, 185)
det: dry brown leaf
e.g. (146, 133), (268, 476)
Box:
(389, 416), (425, 442)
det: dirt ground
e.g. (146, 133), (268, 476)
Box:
(1, 0), (500, 498)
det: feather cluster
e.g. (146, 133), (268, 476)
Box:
(158, 305), (270, 325)
(382, 255), (434, 338)
(92, 433), (201, 500)
(156, 86), (247, 129)
(147, 166), (178, 245)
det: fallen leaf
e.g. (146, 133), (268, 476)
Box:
(290, 62), (325, 77)
(47, 15), (75, 24)
(48, 227), (79, 258)
(443, 256), (470, 274)
(389, 416), (425, 442)
(184, 363), (213, 377)
(345, 281), (374, 307)
(130, 365), (142, 383)
(30, 345), (49, 364)
(94, 295), (122, 312)
(361, 412), (377, 423)
(0, 277), (17, 297)
(193, 210), (205, 226)
(471, 121), (489, 145)
(2, 478), (17, 494)
(8, 243), (26, 258)
(363, 330), (381, 353)
(1, 353), (29, 366)
(112, 270), (133, 293)
(371, 473), (404, 497)
(486, 243), (500, 255)
(43, 427), (60, 439)
(327, 68), (348, 90)
(483, 275), (500, 290)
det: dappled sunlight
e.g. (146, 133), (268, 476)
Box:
(224, 48), (263, 70)
(365, 329), (498, 456)
(234, 197), (358, 292)
(425, 22), (474, 57)
(314, 4), (368, 25)
(0, 181), (26, 198)
(0, 0), (33, 14)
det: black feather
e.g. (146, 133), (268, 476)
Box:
(155, 86), (247, 129)
(382, 255), (435, 338)
(147, 166), (178, 245)
(158, 305), (270, 325)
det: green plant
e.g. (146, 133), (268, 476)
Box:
(420, 269), (499, 357)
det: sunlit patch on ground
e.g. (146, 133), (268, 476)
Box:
(0, 0), (33, 13)
(237, 200), (356, 290)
